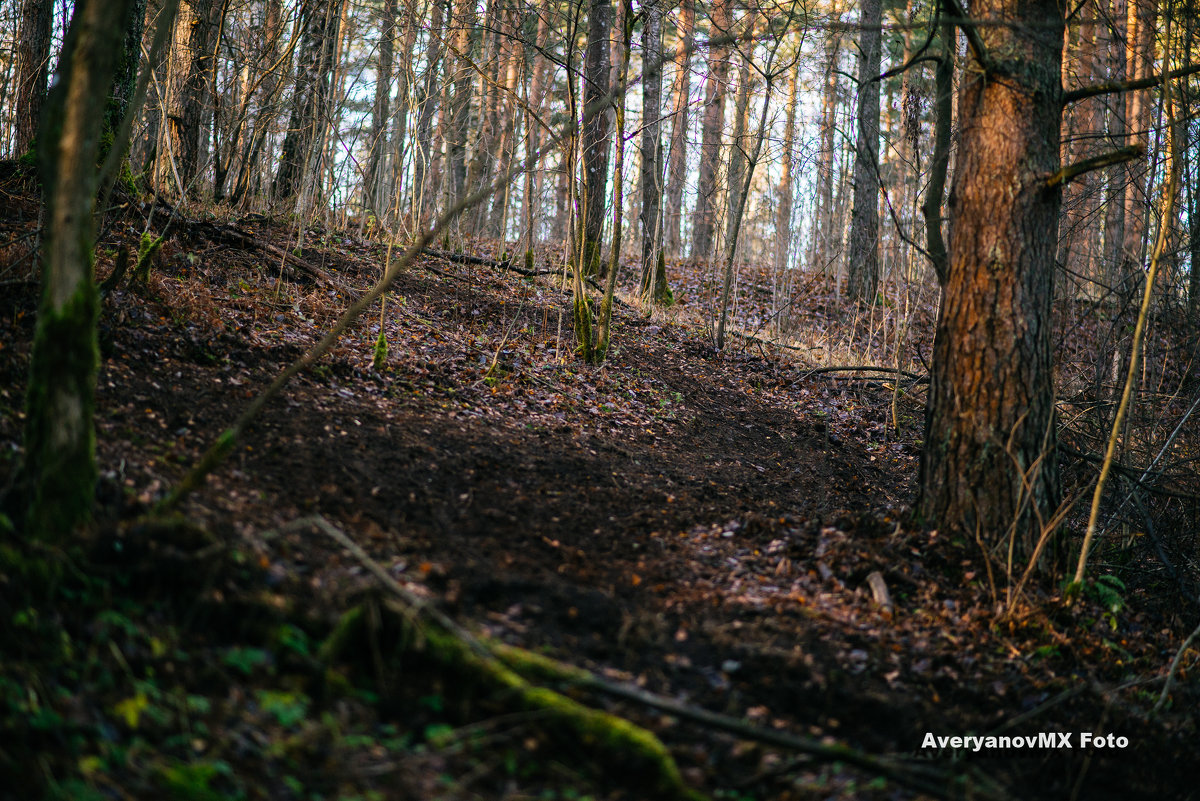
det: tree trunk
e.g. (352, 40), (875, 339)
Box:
(412, 0), (445, 227)
(365, 0), (396, 217)
(846, 0), (881, 303)
(580, 0), (613, 275)
(639, 0), (669, 303)
(1101, 0), (1127, 284)
(229, 0), (285, 206)
(156, 0), (216, 194)
(724, 54), (752, 257)
(808, 29), (840, 271)
(690, 0), (731, 261)
(272, 0), (339, 204)
(22, 0), (136, 538)
(521, 0), (551, 253)
(920, 11), (953, 286)
(919, 0), (1064, 555)
(1056, 3), (1102, 296)
(15, 0), (54, 156)
(466, 0), (502, 230)
(387, 17), (418, 223)
(1121, 0), (1158, 272)
(773, 58), (798, 276)
(446, 0), (476, 210)
(662, 0), (695, 258)
(487, 15), (522, 240)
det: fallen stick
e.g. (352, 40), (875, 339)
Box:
(303, 514), (1009, 801)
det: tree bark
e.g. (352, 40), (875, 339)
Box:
(156, 0), (216, 194)
(919, 0), (1064, 554)
(487, 13), (522, 240)
(521, 0), (551, 253)
(365, 0), (397, 217)
(412, 0), (445, 227)
(690, 0), (732, 261)
(1057, 2), (1102, 296)
(846, 0), (881, 303)
(808, 28), (841, 271)
(639, 0), (669, 303)
(1121, 0), (1158, 272)
(920, 11), (953, 286)
(15, 0), (54, 156)
(386, 14), (418, 223)
(1101, 0), (1127, 284)
(580, 0), (613, 275)
(773, 58), (798, 276)
(22, 0), (135, 538)
(663, 0), (695, 258)
(724, 53), (752, 259)
(272, 0), (339, 204)
(446, 0), (477, 209)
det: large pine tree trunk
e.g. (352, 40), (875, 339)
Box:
(580, 0), (613, 275)
(846, 0), (881, 303)
(690, 0), (731, 261)
(15, 0), (54, 156)
(22, 0), (136, 538)
(662, 0), (694, 258)
(919, 0), (1064, 554)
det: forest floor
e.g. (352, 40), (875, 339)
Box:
(1, 170), (1197, 801)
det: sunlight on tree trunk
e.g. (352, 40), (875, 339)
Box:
(919, 0), (1064, 561)
(22, 0), (136, 538)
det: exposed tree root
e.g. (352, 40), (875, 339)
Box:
(302, 514), (1011, 801)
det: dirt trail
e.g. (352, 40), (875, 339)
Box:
(0, 208), (1193, 799)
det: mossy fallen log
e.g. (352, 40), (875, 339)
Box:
(318, 599), (703, 801)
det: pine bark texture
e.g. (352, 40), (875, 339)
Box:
(919, 0), (1064, 550)
(846, 0), (881, 303)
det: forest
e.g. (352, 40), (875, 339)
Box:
(1, 0), (1199, 797)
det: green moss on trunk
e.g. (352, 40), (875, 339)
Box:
(22, 281), (100, 539)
